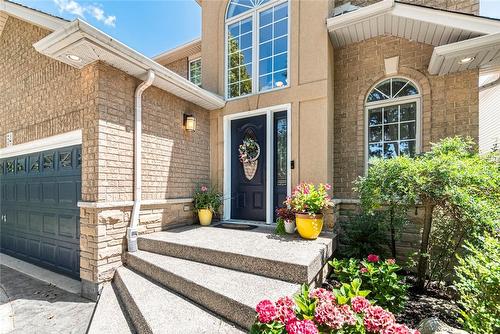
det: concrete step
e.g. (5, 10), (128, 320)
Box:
(137, 225), (336, 284)
(114, 266), (245, 334)
(126, 250), (300, 329)
(88, 282), (136, 334)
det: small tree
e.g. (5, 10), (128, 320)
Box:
(355, 137), (500, 290)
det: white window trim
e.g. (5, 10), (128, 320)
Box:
(188, 57), (202, 86)
(0, 130), (82, 159)
(364, 79), (422, 172)
(223, 103), (292, 224)
(224, 0), (290, 101)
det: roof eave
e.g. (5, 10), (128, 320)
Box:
(33, 19), (225, 110)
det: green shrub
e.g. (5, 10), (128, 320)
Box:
(329, 256), (408, 313)
(340, 212), (390, 259)
(455, 232), (500, 334)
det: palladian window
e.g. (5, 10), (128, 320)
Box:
(365, 78), (421, 167)
(226, 0), (289, 99)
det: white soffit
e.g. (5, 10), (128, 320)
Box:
(0, 0), (66, 31)
(327, 0), (500, 75)
(33, 20), (225, 110)
(429, 33), (500, 75)
(153, 38), (201, 65)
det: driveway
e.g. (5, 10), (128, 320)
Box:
(0, 265), (95, 334)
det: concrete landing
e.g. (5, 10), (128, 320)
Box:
(138, 224), (336, 284)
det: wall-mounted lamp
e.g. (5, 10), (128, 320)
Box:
(183, 114), (196, 132)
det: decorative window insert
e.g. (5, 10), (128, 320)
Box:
(189, 58), (202, 86)
(6, 160), (15, 174)
(226, 0), (289, 99)
(365, 78), (421, 168)
(43, 153), (54, 170)
(59, 151), (72, 168)
(30, 155), (40, 173)
(16, 158), (25, 173)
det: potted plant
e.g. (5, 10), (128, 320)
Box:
(276, 207), (296, 234)
(286, 183), (333, 239)
(193, 185), (222, 226)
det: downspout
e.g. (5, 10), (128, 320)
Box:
(127, 69), (155, 252)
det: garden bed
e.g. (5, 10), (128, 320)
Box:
(323, 275), (462, 330)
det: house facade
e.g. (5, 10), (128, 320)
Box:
(1, 0), (499, 299)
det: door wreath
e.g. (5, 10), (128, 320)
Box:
(239, 136), (260, 180)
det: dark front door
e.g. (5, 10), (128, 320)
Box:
(231, 115), (267, 221)
(0, 146), (81, 279)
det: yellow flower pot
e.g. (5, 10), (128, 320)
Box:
(198, 209), (213, 226)
(295, 213), (324, 240)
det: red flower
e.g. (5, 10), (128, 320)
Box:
(339, 304), (357, 326)
(324, 184), (332, 190)
(314, 303), (345, 330)
(255, 300), (276, 323)
(360, 266), (368, 274)
(200, 185), (208, 192)
(309, 288), (335, 305)
(381, 323), (420, 334)
(286, 319), (319, 334)
(351, 296), (371, 313)
(275, 296), (296, 324)
(367, 254), (380, 263)
(363, 306), (395, 332)
(386, 258), (396, 265)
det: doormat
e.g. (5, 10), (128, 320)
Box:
(214, 223), (258, 231)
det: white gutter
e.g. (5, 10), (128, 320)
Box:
(127, 69), (155, 253)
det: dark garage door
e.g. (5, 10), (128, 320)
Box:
(0, 145), (81, 279)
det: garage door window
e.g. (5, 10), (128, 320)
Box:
(43, 154), (54, 170)
(30, 156), (40, 172)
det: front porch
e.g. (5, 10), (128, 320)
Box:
(88, 223), (338, 332)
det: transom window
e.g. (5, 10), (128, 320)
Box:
(226, 0), (289, 99)
(366, 78), (420, 166)
(189, 58), (201, 86)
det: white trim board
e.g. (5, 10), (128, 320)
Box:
(223, 103), (292, 224)
(0, 130), (82, 158)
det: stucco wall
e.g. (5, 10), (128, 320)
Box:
(334, 0), (479, 15)
(333, 36), (479, 198)
(202, 0), (335, 193)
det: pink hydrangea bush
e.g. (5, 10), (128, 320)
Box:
(251, 284), (419, 334)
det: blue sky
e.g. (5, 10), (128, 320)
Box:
(13, 0), (500, 58)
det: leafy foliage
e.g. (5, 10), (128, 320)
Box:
(333, 278), (371, 305)
(285, 183), (333, 214)
(329, 257), (408, 313)
(192, 185), (222, 213)
(354, 137), (500, 289)
(340, 212), (390, 259)
(454, 232), (500, 334)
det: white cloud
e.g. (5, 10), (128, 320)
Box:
(53, 0), (116, 27)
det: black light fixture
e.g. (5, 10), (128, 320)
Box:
(183, 114), (196, 132)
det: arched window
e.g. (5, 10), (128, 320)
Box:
(225, 0), (289, 99)
(365, 77), (421, 167)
